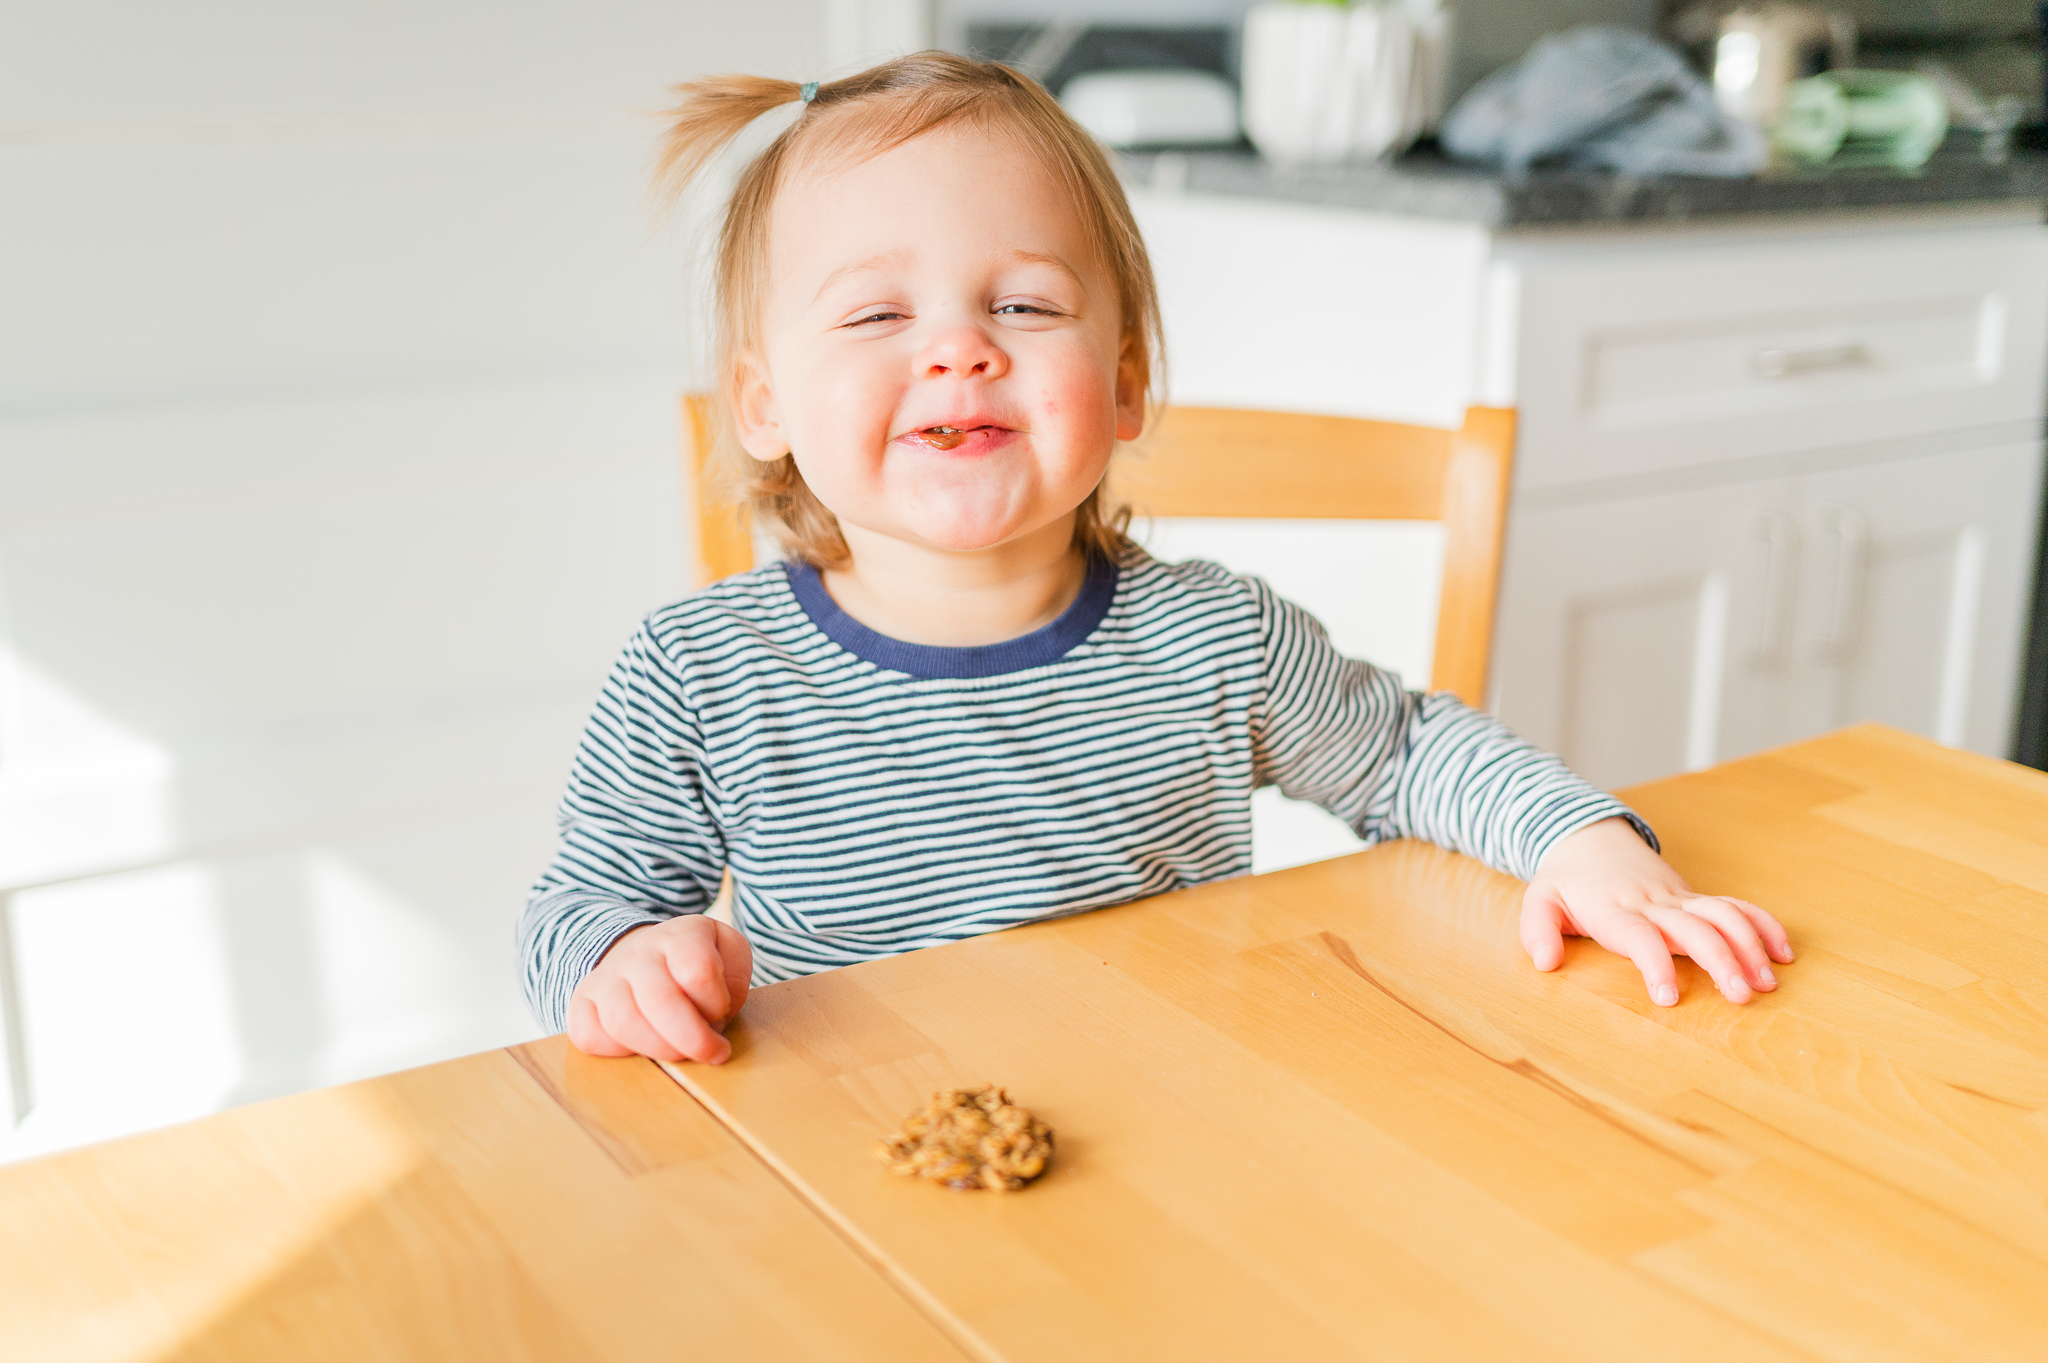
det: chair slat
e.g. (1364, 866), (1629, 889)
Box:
(683, 394), (753, 585)
(1432, 407), (1516, 706)
(1112, 407), (1452, 521)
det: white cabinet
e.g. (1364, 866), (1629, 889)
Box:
(1492, 480), (1789, 791)
(1784, 443), (2042, 755)
(1505, 218), (2048, 489)
(1494, 443), (2044, 791)
(1490, 210), (2048, 787)
(1133, 191), (2048, 793)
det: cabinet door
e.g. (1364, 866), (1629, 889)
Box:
(1785, 442), (2044, 756)
(1493, 479), (1797, 791)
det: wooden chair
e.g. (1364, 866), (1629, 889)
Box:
(681, 396), (1516, 707)
(682, 395), (754, 588)
(1112, 405), (1516, 707)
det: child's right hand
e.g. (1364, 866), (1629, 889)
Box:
(567, 915), (753, 1064)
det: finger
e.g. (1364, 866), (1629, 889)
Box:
(1518, 887), (1569, 972)
(587, 975), (684, 1062)
(1600, 916), (1682, 1007)
(1726, 897), (1795, 963)
(714, 919), (754, 1018)
(624, 958), (731, 1064)
(1682, 896), (1778, 992)
(662, 926), (731, 1027)
(567, 994), (634, 1057)
(1648, 905), (1753, 1004)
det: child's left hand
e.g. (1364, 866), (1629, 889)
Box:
(1520, 816), (1793, 1007)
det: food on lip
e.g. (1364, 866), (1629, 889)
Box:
(874, 1084), (1054, 1192)
(903, 425), (970, 450)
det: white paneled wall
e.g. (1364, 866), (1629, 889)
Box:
(5, 129), (692, 415)
(0, 1), (826, 1161)
(0, 377), (693, 1161)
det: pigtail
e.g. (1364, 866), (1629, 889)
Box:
(651, 74), (808, 211)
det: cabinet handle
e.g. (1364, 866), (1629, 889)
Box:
(1748, 510), (1798, 671)
(1753, 343), (1870, 379)
(1816, 503), (1870, 664)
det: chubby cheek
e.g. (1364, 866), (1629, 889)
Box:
(784, 351), (900, 514)
(1031, 361), (1120, 495)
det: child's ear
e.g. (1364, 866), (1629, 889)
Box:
(730, 352), (790, 463)
(1113, 335), (1148, 442)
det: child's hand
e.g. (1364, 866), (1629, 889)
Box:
(1520, 817), (1793, 1007)
(567, 915), (753, 1064)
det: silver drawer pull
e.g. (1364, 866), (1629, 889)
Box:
(1754, 343), (1870, 379)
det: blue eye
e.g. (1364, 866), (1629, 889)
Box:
(995, 303), (1058, 317)
(848, 310), (906, 327)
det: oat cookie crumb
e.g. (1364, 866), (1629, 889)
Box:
(874, 1085), (1055, 1191)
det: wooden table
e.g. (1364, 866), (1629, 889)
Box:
(0, 1034), (966, 1361)
(6, 725), (2047, 1361)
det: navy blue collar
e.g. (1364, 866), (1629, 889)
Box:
(784, 555), (1119, 680)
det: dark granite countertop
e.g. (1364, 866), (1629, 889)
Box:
(1117, 143), (2048, 229)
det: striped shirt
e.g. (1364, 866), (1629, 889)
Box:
(520, 545), (1650, 1030)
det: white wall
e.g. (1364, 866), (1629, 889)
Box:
(0, 1), (826, 1162)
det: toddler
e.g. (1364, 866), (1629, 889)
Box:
(521, 54), (1791, 1064)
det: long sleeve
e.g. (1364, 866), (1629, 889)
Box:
(518, 621), (728, 1031)
(1246, 575), (1654, 879)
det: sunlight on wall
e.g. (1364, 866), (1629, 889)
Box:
(306, 849), (537, 1088)
(4, 864), (242, 1164)
(0, 0), (810, 1169)
(0, 649), (178, 887)
(0, 371), (682, 1158)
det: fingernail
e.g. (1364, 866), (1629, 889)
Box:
(1759, 966), (1777, 988)
(1653, 984), (1679, 1006)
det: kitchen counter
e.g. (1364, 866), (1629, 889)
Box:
(1119, 142), (2048, 228)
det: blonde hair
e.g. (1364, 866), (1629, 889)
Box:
(653, 52), (1163, 569)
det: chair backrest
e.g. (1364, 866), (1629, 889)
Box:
(682, 395), (753, 586)
(680, 396), (1515, 706)
(1112, 406), (1515, 708)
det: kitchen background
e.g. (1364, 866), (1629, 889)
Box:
(4, 0), (2044, 1164)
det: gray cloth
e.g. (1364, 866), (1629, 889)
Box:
(1442, 25), (1766, 178)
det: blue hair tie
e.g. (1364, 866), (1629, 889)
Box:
(799, 81), (819, 105)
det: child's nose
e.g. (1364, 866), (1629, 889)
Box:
(916, 325), (1008, 380)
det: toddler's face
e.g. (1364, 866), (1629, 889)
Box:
(734, 124), (1144, 557)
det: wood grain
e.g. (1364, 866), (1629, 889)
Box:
(0, 1037), (966, 1362)
(1112, 406), (1455, 520)
(659, 724), (2048, 1362)
(1431, 406), (1516, 707)
(13, 724), (2040, 1362)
